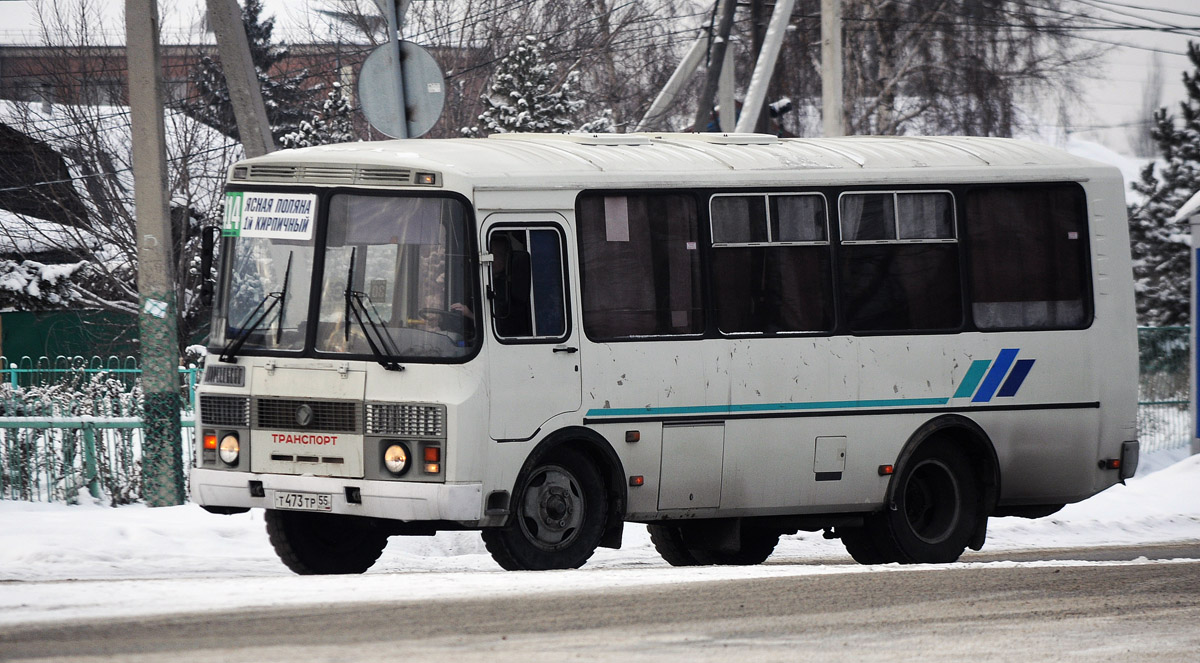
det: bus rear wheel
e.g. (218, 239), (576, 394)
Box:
(648, 523), (779, 566)
(265, 510), (389, 575)
(844, 440), (979, 565)
(482, 451), (607, 571)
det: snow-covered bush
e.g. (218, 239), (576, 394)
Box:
(0, 365), (147, 504)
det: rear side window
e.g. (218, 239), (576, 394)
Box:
(578, 193), (704, 340)
(965, 185), (1091, 330)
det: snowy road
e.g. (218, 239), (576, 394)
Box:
(0, 450), (1197, 660)
(2, 557), (1199, 662)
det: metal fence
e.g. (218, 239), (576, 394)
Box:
(1137, 327), (1190, 454)
(0, 356), (197, 503)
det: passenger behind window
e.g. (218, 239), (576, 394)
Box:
(490, 233), (534, 337)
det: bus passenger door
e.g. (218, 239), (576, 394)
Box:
(483, 215), (582, 440)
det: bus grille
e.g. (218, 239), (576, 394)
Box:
(202, 365), (245, 387)
(366, 403), (445, 438)
(235, 163), (417, 187)
(255, 398), (360, 433)
(199, 395), (251, 427)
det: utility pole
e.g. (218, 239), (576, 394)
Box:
(735, 0), (795, 133)
(125, 0), (184, 506)
(691, 0), (737, 133)
(634, 35), (708, 132)
(821, 0), (845, 137)
(748, 0), (769, 133)
(206, 0), (275, 156)
(382, 0), (409, 138)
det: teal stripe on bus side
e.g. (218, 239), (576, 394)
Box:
(953, 359), (992, 399)
(585, 397), (951, 418)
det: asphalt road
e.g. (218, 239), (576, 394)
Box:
(2, 544), (1199, 663)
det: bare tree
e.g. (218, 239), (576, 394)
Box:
(0, 0), (242, 352)
(1130, 52), (1164, 158)
(318, 0), (698, 136)
(737, 0), (1104, 137)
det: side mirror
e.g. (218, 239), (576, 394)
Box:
(200, 226), (220, 307)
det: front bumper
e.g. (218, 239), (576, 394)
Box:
(190, 468), (484, 523)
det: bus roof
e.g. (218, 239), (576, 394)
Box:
(232, 133), (1116, 190)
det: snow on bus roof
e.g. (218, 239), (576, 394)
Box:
(240, 134), (1113, 188)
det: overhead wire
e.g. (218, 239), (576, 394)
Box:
(3, 0), (1197, 193)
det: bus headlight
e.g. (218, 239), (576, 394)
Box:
(218, 434), (240, 466)
(384, 443), (410, 475)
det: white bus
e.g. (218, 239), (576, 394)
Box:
(192, 133), (1139, 573)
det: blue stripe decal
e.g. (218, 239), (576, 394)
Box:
(585, 397), (950, 418)
(953, 360), (992, 399)
(997, 359), (1035, 397)
(972, 348), (1019, 403)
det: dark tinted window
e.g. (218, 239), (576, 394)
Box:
(965, 185), (1090, 330)
(839, 191), (961, 332)
(578, 193), (703, 339)
(711, 193), (834, 333)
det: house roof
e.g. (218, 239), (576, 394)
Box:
(0, 0), (360, 47)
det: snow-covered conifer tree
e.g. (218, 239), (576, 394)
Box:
(280, 83), (354, 149)
(578, 109), (616, 133)
(466, 36), (584, 136)
(0, 260), (86, 310)
(1128, 41), (1200, 326)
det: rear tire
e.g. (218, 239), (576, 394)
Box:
(649, 523), (779, 566)
(265, 510), (388, 575)
(647, 523), (703, 566)
(838, 525), (899, 565)
(843, 440), (979, 565)
(482, 451), (607, 570)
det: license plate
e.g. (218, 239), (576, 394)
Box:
(273, 491), (333, 512)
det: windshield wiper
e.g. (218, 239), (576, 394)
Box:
(275, 252), (293, 345)
(219, 251), (293, 364)
(343, 247), (404, 371)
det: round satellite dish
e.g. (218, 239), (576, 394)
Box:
(358, 41), (446, 138)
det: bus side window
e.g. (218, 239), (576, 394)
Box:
(488, 227), (568, 341)
(838, 190), (961, 332)
(709, 193), (834, 334)
(578, 193), (704, 340)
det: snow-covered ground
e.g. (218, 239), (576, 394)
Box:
(0, 448), (1196, 627)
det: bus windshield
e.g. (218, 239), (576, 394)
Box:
(213, 235), (315, 355)
(315, 194), (477, 361)
(211, 192), (479, 362)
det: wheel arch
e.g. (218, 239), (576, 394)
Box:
(515, 425), (628, 549)
(887, 414), (1001, 551)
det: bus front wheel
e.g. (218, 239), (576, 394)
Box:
(265, 510), (389, 575)
(482, 451), (608, 571)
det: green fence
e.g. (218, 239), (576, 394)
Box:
(0, 356), (197, 503)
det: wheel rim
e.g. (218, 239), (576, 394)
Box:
(902, 458), (961, 545)
(518, 464), (586, 551)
